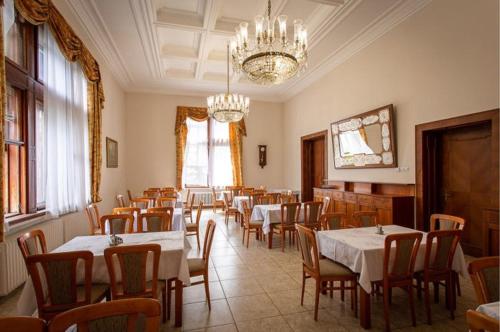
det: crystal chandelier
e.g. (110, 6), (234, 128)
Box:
(207, 45), (250, 123)
(231, 0), (308, 85)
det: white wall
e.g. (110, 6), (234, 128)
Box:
(282, 0), (499, 190)
(124, 93), (284, 193)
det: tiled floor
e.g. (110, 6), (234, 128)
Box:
(0, 209), (477, 331)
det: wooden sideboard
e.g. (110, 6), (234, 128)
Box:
(313, 181), (415, 229)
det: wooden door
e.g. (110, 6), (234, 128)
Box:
(301, 131), (328, 202)
(312, 138), (325, 190)
(437, 122), (492, 256)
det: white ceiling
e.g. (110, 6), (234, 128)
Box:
(64, 0), (431, 102)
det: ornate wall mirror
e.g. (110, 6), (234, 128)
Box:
(330, 104), (397, 169)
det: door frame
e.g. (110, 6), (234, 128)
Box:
(415, 109), (499, 231)
(301, 130), (328, 202)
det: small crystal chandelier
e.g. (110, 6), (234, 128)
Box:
(231, 0), (308, 85)
(207, 44), (250, 123)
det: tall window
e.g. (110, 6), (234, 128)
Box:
(182, 118), (233, 187)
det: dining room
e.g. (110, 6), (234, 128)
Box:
(0, 0), (498, 331)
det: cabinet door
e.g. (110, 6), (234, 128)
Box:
(376, 209), (392, 225)
(345, 202), (357, 227)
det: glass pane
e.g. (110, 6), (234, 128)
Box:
(37, 24), (47, 82)
(5, 18), (25, 67)
(7, 144), (21, 214)
(5, 84), (22, 141)
(36, 100), (45, 207)
(183, 118), (208, 186)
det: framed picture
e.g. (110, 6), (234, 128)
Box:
(106, 137), (118, 168)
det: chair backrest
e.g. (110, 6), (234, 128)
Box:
(304, 201), (323, 227)
(157, 197), (176, 208)
(160, 190), (177, 198)
(383, 232), (423, 281)
(424, 230), (461, 273)
(113, 207), (141, 231)
(253, 189), (267, 195)
(269, 192), (281, 204)
(201, 220), (217, 267)
(47, 298), (161, 332)
(257, 194), (273, 205)
(466, 309), (500, 332)
(296, 224), (320, 275)
(85, 203), (100, 235)
(242, 201), (252, 227)
(319, 213), (345, 230)
(127, 190), (133, 201)
(139, 212), (172, 232)
(281, 203), (301, 226)
(194, 201), (204, 226)
(353, 211), (377, 227)
(130, 197), (151, 209)
(116, 194), (126, 208)
(100, 214), (134, 235)
(249, 193), (263, 208)
(322, 196), (331, 214)
(468, 256), (499, 304)
(211, 187), (218, 201)
(148, 187), (161, 191)
(161, 187), (175, 192)
(143, 190), (159, 198)
(188, 192), (196, 209)
(242, 188), (254, 196)
(185, 189), (191, 205)
(223, 192), (232, 208)
(280, 194), (296, 204)
(26, 251), (94, 320)
(104, 244), (161, 300)
(430, 214), (465, 231)
(0, 316), (46, 332)
(229, 187), (241, 198)
(17, 229), (48, 260)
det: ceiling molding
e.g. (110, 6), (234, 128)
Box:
(64, 0), (133, 87)
(279, 0), (432, 101)
(128, 0), (163, 79)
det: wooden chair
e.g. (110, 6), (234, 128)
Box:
(242, 188), (254, 195)
(253, 189), (267, 195)
(374, 232), (423, 332)
(143, 190), (159, 198)
(149, 187), (162, 191)
(116, 194), (126, 207)
(186, 202), (203, 250)
(113, 207), (141, 232)
(0, 316), (46, 332)
(280, 194), (296, 204)
(26, 251), (109, 321)
(161, 187), (175, 192)
(227, 186), (242, 198)
(269, 192), (281, 204)
(467, 256), (499, 305)
(127, 189), (133, 201)
(139, 212), (172, 232)
(303, 201), (323, 230)
(184, 192), (196, 220)
(416, 230), (462, 324)
(17, 229), (48, 260)
(157, 196), (177, 208)
(466, 309), (500, 332)
(85, 203), (101, 235)
(296, 224), (358, 321)
(322, 196), (331, 214)
(256, 194), (273, 205)
(320, 213), (345, 230)
(160, 190), (177, 198)
(100, 214), (134, 234)
(249, 193), (264, 208)
(271, 203), (301, 252)
(223, 192), (240, 225)
(168, 220), (217, 314)
(241, 201), (264, 248)
(47, 298), (161, 332)
(211, 188), (225, 213)
(130, 197), (152, 209)
(104, 244), (166, 323)
(353, 211), (377, 227)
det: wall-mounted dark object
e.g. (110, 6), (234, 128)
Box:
(258, 145), (267, 168)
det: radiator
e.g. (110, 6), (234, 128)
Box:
(193, 191), (213, 206)
(0, 218), (64, 296)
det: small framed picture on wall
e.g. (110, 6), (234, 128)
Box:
(106, 137), (118, 168)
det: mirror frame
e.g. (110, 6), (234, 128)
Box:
(330, 104), (397, 169)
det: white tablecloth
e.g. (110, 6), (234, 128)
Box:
(251, 204), (305, 234)
(17, 231), (191, 316)
(317, 225), (468, 293)
(477, 302), (500, 320)
(233, 196), (249, 214)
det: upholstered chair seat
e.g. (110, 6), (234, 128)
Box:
(187, 258), (205, 273)
(318, 259), (353, 277)
(185, 222), (197, 231)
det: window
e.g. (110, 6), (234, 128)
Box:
(182, 118), (234, 188)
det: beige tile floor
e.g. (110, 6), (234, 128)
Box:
(0, 209), (478, 331)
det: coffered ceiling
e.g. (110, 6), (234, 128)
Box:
(64, 0), (431, 101)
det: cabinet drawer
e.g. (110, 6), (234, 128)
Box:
(373, 197), (392, 209)
(332, 191), (344, 201)
(357, 195), (373, 206)
(344, 193), (357, 203)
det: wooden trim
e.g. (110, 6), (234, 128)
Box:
(301, 130), (328, 202)
(415, 109), (499, 231)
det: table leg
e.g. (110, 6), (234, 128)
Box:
(268, 228), (273, 249)
(360, 288), (371, 329)
(174, 278), (183, 327)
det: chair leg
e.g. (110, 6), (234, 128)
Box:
(196, 231), (200, 250)
(408, 285), (416, 327)
(455, 271), (461, 297)
(388, 287), (392, 305)
(162, 284), (167, 323)
(416, 274), (422, 300)
(448, 275), (455, 320)
(246, 228), (250, 248)
(204, 273), (211, 310)
(166, 279), (172, 320)
(353, 280), (358, 318)
(301, 271), (306, 306)
(314, 279), (320, 321)
(433, 282), (439, 303)
(424, 281), (432, 325)
(341, 281), (345, 302)
(383, 285), (391, 332)
(281, 231), (285, 252)
(330, 281), (333, 298)
(242, 228), (246, 244)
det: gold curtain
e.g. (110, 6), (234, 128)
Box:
(174, 106), (247, 189)
(14, 0), (104, 202)
(0, 1), (6, 242)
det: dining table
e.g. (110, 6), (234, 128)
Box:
(316, 225), (468, 329)
(251, 203), (305, 249)
(17, 231), (191, 327)
(477, 301), (500, 320)
(233, 196), (250, 214)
